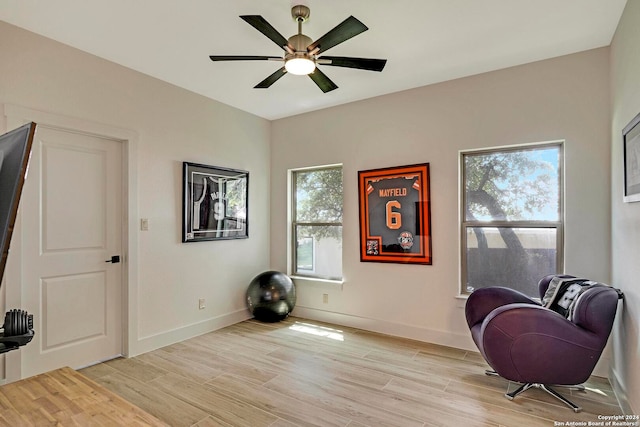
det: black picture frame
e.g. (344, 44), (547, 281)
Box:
(623, 112), (640, 203)
(182, 162), (248, 242)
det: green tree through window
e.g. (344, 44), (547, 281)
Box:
(462, 144), (563, 296)
(292, 166), (343, 280)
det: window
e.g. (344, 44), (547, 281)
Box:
(296, 236), (315, 273)
(291, 165), (343, 280)
(461, 143), (563, 297)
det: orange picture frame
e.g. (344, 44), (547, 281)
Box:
(358, 163), (432, 264)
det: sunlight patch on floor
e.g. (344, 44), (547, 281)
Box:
(289, 322), (344, 341)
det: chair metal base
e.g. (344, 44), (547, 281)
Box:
(505, 382), (582, 413)
(485, 370), (583, 412)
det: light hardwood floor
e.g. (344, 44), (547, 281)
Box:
(0, 367), (167, 426)
(80, 317), (622, 427)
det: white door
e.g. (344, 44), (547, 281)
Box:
(20, 125), (123, 377)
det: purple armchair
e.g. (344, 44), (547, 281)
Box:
(465, 274), (622, 412)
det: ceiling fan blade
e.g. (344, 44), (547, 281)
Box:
(240, 15), (289, 50)
(307, 16), (368, 55)
(254, 67), (287, 89)
(209, 56), (281, 62)
(308, 68), (338, 93)
(320, 56), (387, 72)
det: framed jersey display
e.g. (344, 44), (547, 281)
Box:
(182, 162), (248, 242)
(358, 163), (432, 264)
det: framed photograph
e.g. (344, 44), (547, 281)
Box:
(358, 163), (432, 264)
(623, 112), (640, 203)
(0, 122), (36, 284)
(182, 162), (248, 242)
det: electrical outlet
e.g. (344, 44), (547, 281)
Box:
(323, 294), (329, 304)
(198, 298), (206, 310)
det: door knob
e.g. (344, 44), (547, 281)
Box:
(105, 255), (120, 264)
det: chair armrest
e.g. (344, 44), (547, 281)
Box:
(481, 303), (604, 385)
(465, 287), (538, 329)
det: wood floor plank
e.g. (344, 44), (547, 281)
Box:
(150, 372), (279, 427)
(414, 348), (490, 371)
(191, 416), (234, 427)
(197, 328), (282, 355)
(413, 342), (470, 360)
(169, 341), (280, 386)
(464, 350), (488, 364)
(269, 418), (306, 427)
(264, 371), (432, 427)
(371, 347), (480, 375)
(265, 346), (393, 390)
(206, 373), (351, 427)
(349, 328), (464, 359)
(78, 361), (118, 379)
(89, 371), (208, 427)
(102, 357), (168, 383)
(137, 348), (224, 384)
(80, 317), (623, 427)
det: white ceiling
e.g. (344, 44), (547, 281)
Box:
(0, 0), (627, 120)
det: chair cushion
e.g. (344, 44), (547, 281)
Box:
(542, 276), (607, 319)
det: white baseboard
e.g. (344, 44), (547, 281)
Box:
(292, 305), (477, 351)
(132, 309), (251, 356)
(610, 366), (635, 415)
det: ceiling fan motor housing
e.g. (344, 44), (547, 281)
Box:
(291, 5), (310, 22)
(288, 33), (313, 53)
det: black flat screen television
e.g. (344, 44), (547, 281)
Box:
(0, 122), (36, 288)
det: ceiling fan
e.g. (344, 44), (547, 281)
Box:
(209, 4), (387, 93)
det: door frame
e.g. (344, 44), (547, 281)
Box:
(2, 104), (139, 382)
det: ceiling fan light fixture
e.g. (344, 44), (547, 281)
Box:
(285, 57), (316, 75)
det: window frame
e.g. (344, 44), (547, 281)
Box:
(459, 141), (564, 296)
(290, 164), (343, 281)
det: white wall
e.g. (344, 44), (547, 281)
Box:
(610, 0), (640, 415)
(0, 21), (271, 374)
(271, 48), (612, 354)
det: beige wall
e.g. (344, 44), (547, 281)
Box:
(271, 48), (612, 355)
(0, 21), (271, 374)
(610, 0), (640, 415)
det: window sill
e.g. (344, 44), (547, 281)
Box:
(290, 276), (344, 290)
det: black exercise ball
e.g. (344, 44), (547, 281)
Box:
(246, 271), (296, 322)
